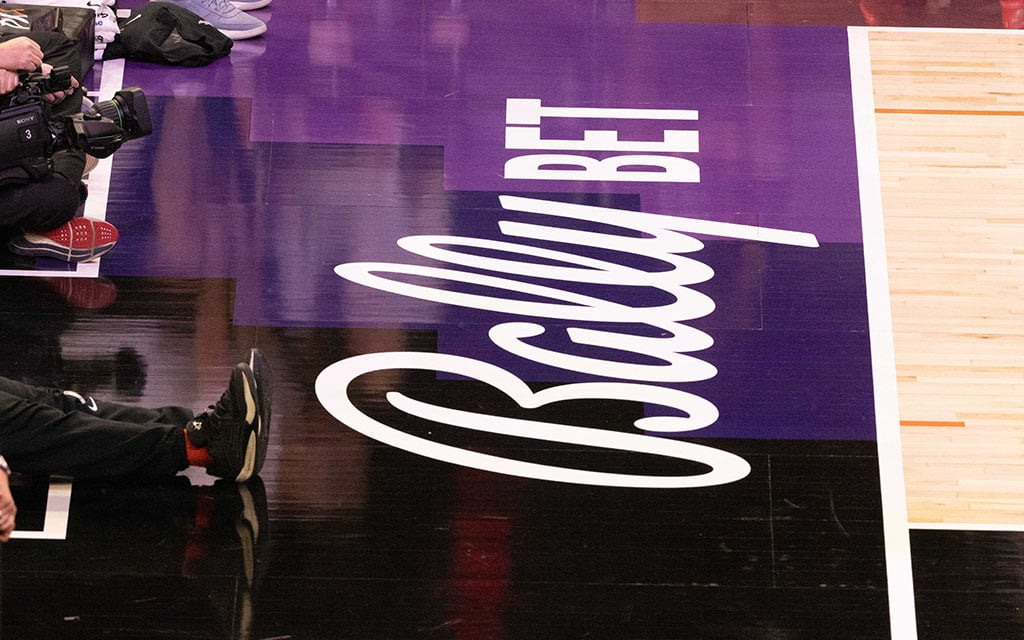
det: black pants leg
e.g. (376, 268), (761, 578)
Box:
(0, 376), (191, 480)
(0, 30), (86, 233)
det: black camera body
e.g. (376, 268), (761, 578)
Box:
(0, 66), (152, 184)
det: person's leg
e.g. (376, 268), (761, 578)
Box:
(0, 376), (188, 480)
(0, 178), (85, 233)
(60, 387), (195, 426)
(0, 349), (271, 482)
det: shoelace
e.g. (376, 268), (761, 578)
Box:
(193, 400), (225, 430)
(195, 0), (240, 15)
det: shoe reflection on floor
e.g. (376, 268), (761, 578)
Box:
(2, 475), (269, 639)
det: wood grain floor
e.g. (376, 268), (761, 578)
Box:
(870, 29), (1024, 524)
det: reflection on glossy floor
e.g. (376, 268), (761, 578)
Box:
(0, 1), (1022, 639)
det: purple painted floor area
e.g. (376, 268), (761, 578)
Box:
(102, 2), (876, 442)
(121, 1), (862, 245)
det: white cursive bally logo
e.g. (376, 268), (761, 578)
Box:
(317, 99), (820, 489)
(318, 351), (751, 488)
(317, 193), (819, 489)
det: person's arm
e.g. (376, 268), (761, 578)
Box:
(0, 58), (79, 102)
(0, 37), (43, 98)
(0, 456), (15, 542)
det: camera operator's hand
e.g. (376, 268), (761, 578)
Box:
(0, 68), (19, 95)
(0, 36), (44, 73)
(39, 62), (79, 104)
(0, 471), (16, 543)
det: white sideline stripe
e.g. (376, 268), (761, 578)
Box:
(0, 59), (125, 279)
(10, 477), (73, 540)
(867, 25), (1014, 35)
(848, 26), (918, 640)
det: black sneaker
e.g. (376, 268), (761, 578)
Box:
(186, 361), (264, 482)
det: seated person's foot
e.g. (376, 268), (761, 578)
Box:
(7, 217), (118, 263)
(186, 356), (270, 482)
(162, 0), (267, 39)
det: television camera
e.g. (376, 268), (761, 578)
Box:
(0, 65), (152, 183)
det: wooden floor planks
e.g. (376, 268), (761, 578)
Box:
(870, 29), (1024, 524)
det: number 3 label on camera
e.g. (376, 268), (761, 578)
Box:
(13, 111), (42, 143)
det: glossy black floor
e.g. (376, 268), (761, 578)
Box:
(0, 276), (889, 638)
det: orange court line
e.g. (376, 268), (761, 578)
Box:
(876, 108), (1024, 117)
(900, 420), (966, 428)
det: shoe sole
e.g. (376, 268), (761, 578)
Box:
(236, 363), (259, 482)
(249, 349), (271, 471)
(8, 237), (117, 262)
(220, 22), (267, 39)
(231, 0), (271, 10)
(236, 350), (271, 482)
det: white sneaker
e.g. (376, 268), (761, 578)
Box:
(231, 0), (270, 11)
(161, 0), (267, 39)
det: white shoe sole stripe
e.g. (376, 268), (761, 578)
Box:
(249, 350), (264, 437)
(221, 23), (267, 39)
(236, 431), (257, 482)
(235, 365), (259, 482)
(243, 371), (257, 425)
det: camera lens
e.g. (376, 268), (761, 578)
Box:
(92, 88), (152, 140)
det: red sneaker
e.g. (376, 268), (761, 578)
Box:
(8, 218), (119, 263)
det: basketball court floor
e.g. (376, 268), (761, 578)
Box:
(1, 1), (1023, 637)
